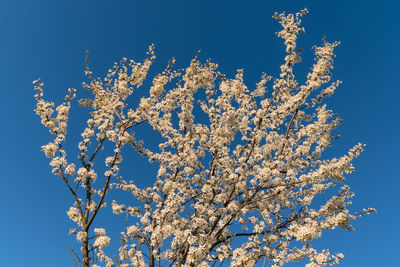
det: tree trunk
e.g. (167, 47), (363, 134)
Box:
(82, 229), (90, 267)
(150, 245), (155, 267)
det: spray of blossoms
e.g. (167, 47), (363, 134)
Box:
(35, 9), (374, 267)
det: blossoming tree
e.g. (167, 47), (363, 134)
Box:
(34, 9), (374, 267)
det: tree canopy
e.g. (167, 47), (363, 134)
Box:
(35, 9), (374, 267)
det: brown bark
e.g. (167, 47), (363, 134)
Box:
(82, 230), (90, 267)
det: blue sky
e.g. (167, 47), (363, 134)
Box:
(0, 0), (399, 266)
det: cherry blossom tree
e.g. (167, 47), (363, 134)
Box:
(34, 9), (374, 267)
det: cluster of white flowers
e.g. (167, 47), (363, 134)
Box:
(76, 167), (97, 183)
(35, 9), (375, 267)
(92, 228), (113, 267)
(111, 200), (125, 214)
(41, 142), (58, 158)
(76, 231), (87, 243)
(93, 229), (110, 248)
(67, 206), (84, 227)
(35, 46), (157, 267)
(63, 163), (75, 176)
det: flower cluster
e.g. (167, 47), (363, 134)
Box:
(35, 9), (375, 267)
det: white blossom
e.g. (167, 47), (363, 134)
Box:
(76, 231), (87, 243)
(65, 163), (76, 176)
(34, 10), (375, 267)
(41, 142), (58, 158)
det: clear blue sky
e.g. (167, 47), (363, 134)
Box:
(0, 0), (398, 266)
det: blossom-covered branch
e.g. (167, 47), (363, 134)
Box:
(35, 9), (374, 267)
